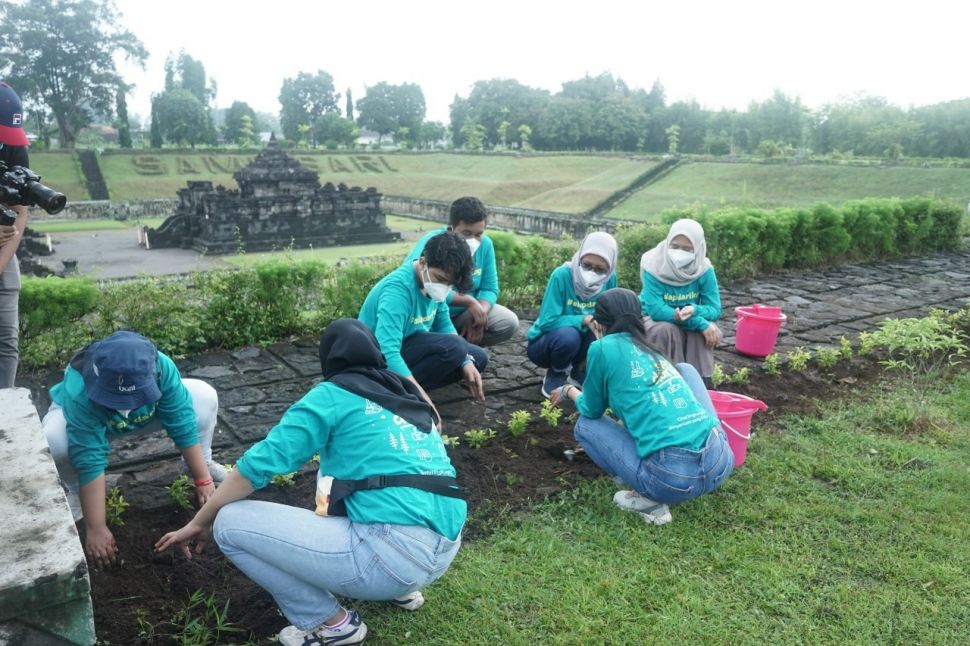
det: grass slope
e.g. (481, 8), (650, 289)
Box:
(350, 373), (970, 645)
(94, 152), (654, 213)
(608, 162), (970, 222)
(24, 152), (90, 202)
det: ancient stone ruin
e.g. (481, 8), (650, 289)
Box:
(145, 142), (399, 253)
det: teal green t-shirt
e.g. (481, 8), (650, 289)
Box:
(576, 333), (717, 458)
(404, 227), (500, 314)
(526, 265), (617, 341)
(639, 266), (721, 332)
(49, 352), (199, 486)
(236, 382), (466, 540)
(358, 262), (457, 377)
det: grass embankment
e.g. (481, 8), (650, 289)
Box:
(94, 152), (654, 213)
(24, 151), (90, 202)
(608, 162), (970, 223)
(356, 373), (970, 644)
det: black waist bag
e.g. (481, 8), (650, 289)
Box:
(322, 474), (465, 517)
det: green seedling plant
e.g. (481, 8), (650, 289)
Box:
(311, 453), (320, 463)
(271, 472), (296, 487)
(440, 434), (460, 448)
(728, 367), (750, 386)
(763, 353), (781, 375)
(539, 399), (562, 428)
(710, 363), (726, 388)
(167, 475), (194, 510)
(786, 346), (812, 372)
(859, 310), (968, 381)
(464, 427), (496, 449)
(105, 486), (130, 527)
(223, 463), (235, 472)
(507, 410), (531, 437)
(505, 473), (523, 487)
(839, 335), (853, 360)
(173, 589), (244, 645)
(815, 346), (840, 370)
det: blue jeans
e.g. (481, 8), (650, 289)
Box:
(0, 256), (19, 388)
(526, 326), (593, 374)
(401, 332), (488, 391)
(213, 500), (461, 630)
(573, 363), (734, 505)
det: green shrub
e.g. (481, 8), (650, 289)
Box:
(19, 276), (98, 336)
(613, 223), (665, 288)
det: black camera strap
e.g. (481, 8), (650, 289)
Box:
(327, 474), (464, 516)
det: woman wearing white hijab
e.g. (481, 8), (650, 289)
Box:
(526, 231), (618, 398)
(639, 219), (722, 386)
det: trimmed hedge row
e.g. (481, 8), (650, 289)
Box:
(18, 197), (964, 369)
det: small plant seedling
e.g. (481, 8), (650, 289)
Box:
(223, 463), (235, 472)
(710, 363), (726, 388)
(507, 410), (531, 437)
(167, 474), (194, 510)
(271, 472), (296, 487)
(311, 453), (321, 464)
(505, 473), (523, 487)
(440, 434), (460, 448)
(728, 367), (750, 386)
(786, 346), (812, 372)
(539, 399), (562, 428)
(174, 589), (244, 644)
(815, 346), (840, 369)
(463, 427), (496, 449)
(763, 353), (781, 375)
(839, 335), (853, 360)
(105, 486), (130, 527)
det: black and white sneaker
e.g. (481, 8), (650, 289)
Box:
(277, 610), (367, 645)
(390, 590), (425, 611)
(541, 370), (568, 399)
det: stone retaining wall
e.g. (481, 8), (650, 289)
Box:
(29, 199), (179, 221)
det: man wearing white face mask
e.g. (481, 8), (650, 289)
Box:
(359, 231), (488, 413)
(403, 197), (518, 346)
(639, 218), (723, 387)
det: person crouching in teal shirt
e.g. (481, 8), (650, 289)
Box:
(360, 230), (487, 412)
(550, 288), (733, 526)
(639, 218), (722, 387)
(42, 330), (225, 568)
(527, 231), (617, 398)
(157, 319), (466, 646)
(404, 196), (519, 346)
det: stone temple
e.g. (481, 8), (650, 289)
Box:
(145, 143), (400, 253)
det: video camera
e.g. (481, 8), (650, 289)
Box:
(0, 160), (67, 218)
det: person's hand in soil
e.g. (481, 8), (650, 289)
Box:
(195, 481), (216, 507)
(462, 361), (485, 401)
(549, 384), (580, 407)
(85, 524), (119, 568)
(702, 322), (722, 348)
(155, 520), (213, 560)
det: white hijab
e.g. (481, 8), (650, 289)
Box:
(640, 219), (712, 287)
(566, 231), (618, 299)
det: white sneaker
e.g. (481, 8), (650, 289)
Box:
(278, 610), (367, 645)
(612, 490), (672, 525)
(206, 461), (228, 484)
(390, 590), (425, 611)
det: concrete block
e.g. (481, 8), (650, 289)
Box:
(0, 388), (95, 645)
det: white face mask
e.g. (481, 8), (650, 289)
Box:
(422, 266), (452, 303)
(117, 409), (131, 418)
(580, 268), (607, 289)
(465, 237), (481, 256)
(668, 248), (695, 269)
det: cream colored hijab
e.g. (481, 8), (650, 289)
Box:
(639, 219), (712, 287)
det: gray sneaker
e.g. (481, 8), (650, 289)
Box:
(206, 461), (228, 484)
(278, 610), (367, 645)
(612, 490), (672, 525)
(390, 590), (425, 611)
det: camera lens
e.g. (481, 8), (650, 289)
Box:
(25, 182), (67, 214)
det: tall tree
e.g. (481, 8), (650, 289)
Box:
(450, 79), (549, 148)
(345, 88), (354, 121)
(164, 50), (215, 105)
(149, 97), (163, 148)
(313, 112), (359, 149)
(115, 84), (132, 148)
(0, 0), (147, 148)
(223, 100), (257, 145)
(356, 82), (426, 144)
(278, 70), (340, 142)
(153, 89), (210, 147)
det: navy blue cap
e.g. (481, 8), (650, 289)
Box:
(0, 82), (29, 147)
(82, 330), (161, 410)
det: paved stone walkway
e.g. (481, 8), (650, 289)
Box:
(20, 243), (970, 508)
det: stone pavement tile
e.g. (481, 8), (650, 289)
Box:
(789, 325), (859, 344)
(221, 380), (315, 443)
(178, 348), (298, 390)
(265, 338), (321, 378)
(107, 427), (235, 470)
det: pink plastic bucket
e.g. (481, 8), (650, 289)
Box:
(735, 304), (787, 357)
(707, 390), (767, 467)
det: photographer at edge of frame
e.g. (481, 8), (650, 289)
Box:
(0, 81), (30, 389)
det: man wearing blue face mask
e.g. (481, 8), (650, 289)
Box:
(403, 197), (518, 347)
(359, 231), (488, 416)
(639, 218), (723, 387)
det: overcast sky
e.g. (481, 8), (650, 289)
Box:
(114, 0), (969, 126)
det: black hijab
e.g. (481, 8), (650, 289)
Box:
(594, 288), (664, 377)
(319, 319), (436, 431)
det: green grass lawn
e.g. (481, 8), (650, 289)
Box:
(221, 240), (412, 268)
(28, 217), (165, 233)
(95, 152), (655, 213)
(348, 372), (970, 644)
(385, 214), (437, 233)
(608, 162), (970, 222)
(24, 151), (90, 202)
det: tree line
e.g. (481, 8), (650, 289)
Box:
(3, 0), (970, 159)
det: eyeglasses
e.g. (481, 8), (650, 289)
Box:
(580, 262), (609, 276)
